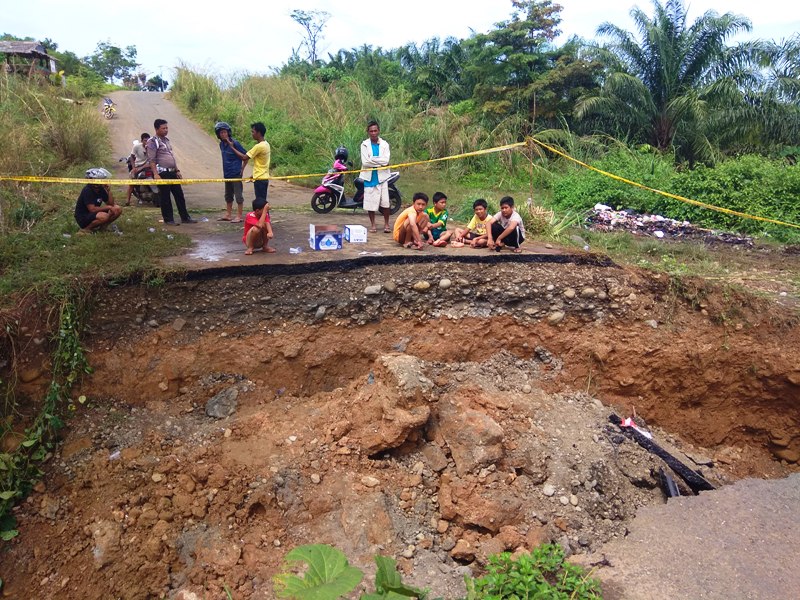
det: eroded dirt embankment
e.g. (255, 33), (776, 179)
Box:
(3, 259), (799, 599)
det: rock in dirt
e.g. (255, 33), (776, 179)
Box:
(439, 474), (523, 532)
(365, 285), (382, 296)
(89, 520), (121, 569)
(438, 401), (504, 476)
(413, 280), (431, 292)
(380, 355), (434, 399)
(205, 387), (238, 418)
(421, 443), (450, 472)
(172, 317), (187, 331)
(548, 311), (565, 325)
(439, 279), (452, 289)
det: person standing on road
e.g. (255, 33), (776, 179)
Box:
(360, 120), (391, 234)
(214, 121), (246, 222)
(146, 118), (195, 225)
(225, 122), (271, 206)
(126, 132), (150, 206)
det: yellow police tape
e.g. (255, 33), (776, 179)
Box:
(1, 137), (797, 231)
(528, 137), (800, 231)
(0, 141), (526, 187)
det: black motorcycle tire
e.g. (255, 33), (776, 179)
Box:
(311, 192), (336, 214)
(389, 190), (402, 215)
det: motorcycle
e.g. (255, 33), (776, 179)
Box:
(102, 98), (116, 119)
(311, 158), (402, 214)
(119, 156), (160, 206)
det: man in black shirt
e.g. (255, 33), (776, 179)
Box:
(74, 167), (122, 234)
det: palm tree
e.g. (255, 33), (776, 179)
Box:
(576, 0), (760, 162)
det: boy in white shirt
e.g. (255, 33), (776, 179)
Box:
(487, 196), (525, 253)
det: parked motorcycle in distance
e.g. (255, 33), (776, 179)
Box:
(311, 148), (402, 214)
(102, 98), (116, 119)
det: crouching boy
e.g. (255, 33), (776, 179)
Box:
(243, 197), (275, 255)
(393, 192), (431, 250)
(487, 196), (525, 253)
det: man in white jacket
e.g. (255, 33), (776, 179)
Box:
(360, 120), (391, 233)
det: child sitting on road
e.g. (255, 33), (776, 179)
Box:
(487, 196), (526, 253)
(243, 197), (274, 255)
(453, 198), (491, 248)
(425, 191), (453, 247)
(393, 192), (431, 250)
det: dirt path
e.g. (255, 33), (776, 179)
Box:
(107, 90), (308, 211)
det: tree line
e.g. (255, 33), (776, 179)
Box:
(284, 0), (800, 165)
(0, 33), (166, 92)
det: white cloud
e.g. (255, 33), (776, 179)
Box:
(5, 1), (798, 79)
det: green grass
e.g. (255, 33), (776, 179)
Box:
(0, 204), (190, 296)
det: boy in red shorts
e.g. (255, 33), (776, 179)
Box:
(243, 197), (274, 255)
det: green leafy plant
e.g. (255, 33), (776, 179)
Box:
(0, 288), (91, 540)
(274, 545), (430, 600)
(362, 555), (427, 599)
(466, 544), (602, 600)
(274, 544), (364, 599)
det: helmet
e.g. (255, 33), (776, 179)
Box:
(85, 167), (112, 179)
(334, 146), (349, 162)
(214, 121), (232, 137)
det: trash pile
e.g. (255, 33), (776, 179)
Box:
(588, 204), (753, 245)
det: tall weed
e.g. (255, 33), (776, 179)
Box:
(169, 68), (537, 188)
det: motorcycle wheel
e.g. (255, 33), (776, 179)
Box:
(311, 192), (336, 214)
(389, 190), (402, 215)
(103, 109), (113, 120)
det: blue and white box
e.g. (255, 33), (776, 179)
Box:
(344, 225), (368, 243)
(309, 224), (343, 250)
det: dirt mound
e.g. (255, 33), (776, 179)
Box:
(2, 260), (799, 598)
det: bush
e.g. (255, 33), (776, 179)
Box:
(551, 149), (800, 241)
(169, 68), (537, 189)
(467, 544), (603, 600)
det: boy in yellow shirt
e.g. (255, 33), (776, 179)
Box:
(453, 199), (490, 248)
(225, 121), (271, 204)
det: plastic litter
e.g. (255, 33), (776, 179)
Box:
(62, 233), (71, 238)
(109, 450), (121, 461)
(148, 227), (156, 233)
(358, 251), (384, 256)
(166, 234), (174, 240)
(289, 247), (302, 254)
(588, 205), (753, 245)
(619, 416), (653, 439)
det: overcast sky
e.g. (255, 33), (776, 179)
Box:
(5, 1), (799, 80)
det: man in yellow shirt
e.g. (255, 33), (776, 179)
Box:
(226, 121), (271, 203)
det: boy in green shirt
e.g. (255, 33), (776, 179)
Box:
(425, 191), (453, 247)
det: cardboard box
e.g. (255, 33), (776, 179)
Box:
(309, 224), (343, 251)
(344, 225), (368, 243)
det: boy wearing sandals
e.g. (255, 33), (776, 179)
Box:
(393, 192), (431, 250)
(487, 196), (526, 253)
(453, 199), (491, 248)
(425, 191), (453, 246)
(243, 197), (274, 255)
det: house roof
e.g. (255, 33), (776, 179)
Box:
(0, 41), (52, 58)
